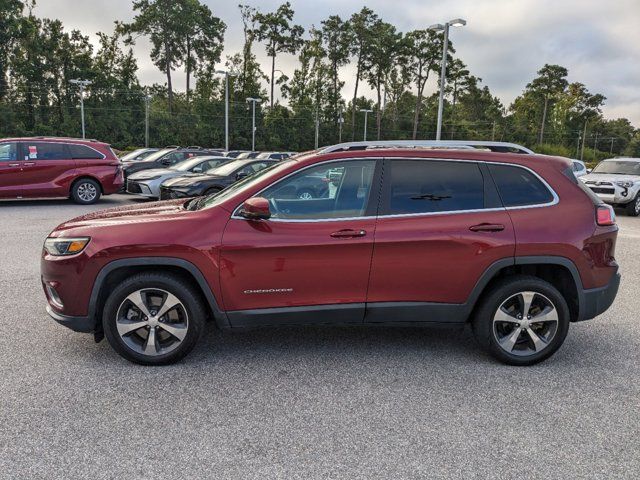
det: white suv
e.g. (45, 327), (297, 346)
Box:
(580, 157), (640, 216)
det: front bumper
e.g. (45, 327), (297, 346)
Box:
(159, 187), (194, 200)
(584, 183), (635, 205)
(46, 305), (94, 333)
(578, 271), (621, 321)
(126, 179), (158, 198)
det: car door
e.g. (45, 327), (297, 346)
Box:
(219, 158), (381, 327)
(0, 141), (23, 198)
(365, 158), (515, 323)
(19, 141), (76, 198)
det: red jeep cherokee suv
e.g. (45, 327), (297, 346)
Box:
(0, 137), (122, 204)
(41, 141), (620, 365)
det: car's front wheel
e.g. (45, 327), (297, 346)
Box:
(472, 275), (570, 366)
(625, 193), (640, 217)
(102, 273), (206, 365)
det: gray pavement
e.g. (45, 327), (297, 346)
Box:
(1, 195), (639, 479)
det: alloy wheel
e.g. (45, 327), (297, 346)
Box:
(77, 182), (97, 202)
(115, 288), (189, 357)
(298, 191), (313, 200)
(492, 291), (559, 357)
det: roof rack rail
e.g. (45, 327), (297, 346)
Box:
(186, 145), (203, 149)
(165, 145), (180, 149)
(319, 140), (534, 155)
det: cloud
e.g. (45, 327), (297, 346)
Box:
(32, 0), (640, 125)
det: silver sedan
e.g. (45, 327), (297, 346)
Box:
(126, 156), (230, 199)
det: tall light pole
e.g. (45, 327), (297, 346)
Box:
(359, 109), (373, 141)
(69, 79), (92, 139)
(429, 18), (466, 140)
(215, 70), (237, 151)
(246, 97), (261, 151)
(144, 94), (151, 148)
(338, 107), (344, 143)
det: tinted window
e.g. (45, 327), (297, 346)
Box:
(489, 164), (553, 207)
(23, 142), (68, 160)
(260, 160), (376, 220)
(0, 143), (17, 161)
(592, 160), (640, 175)
(68, 144), (102, 159)
(386, 160), (484, 215)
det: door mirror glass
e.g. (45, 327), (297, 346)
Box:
(236, 172), (249, 180)
(239, 197), (271, 220)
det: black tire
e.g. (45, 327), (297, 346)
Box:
(102, 272), (207, 365)
(472, 275), (570, 366)
(71, 178), (101, 205)
(625, 193), (640, 217)
(296, 188), (315, 200)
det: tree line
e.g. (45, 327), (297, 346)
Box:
(1, 0), (638, 161)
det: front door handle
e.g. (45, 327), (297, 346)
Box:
(7, 163), (20, 167)
(23, 162), (36, 166)
(469, 223), (505, 232)
(330, 229), (367, 238)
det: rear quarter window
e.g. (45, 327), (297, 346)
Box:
(67, 144), (104, 159)
(488, 164), (554, 207)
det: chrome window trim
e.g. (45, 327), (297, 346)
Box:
(20, 140), (106, 160)
(230, 156), (559, 223)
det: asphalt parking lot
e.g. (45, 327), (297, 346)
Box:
(1, 195), (639, 479)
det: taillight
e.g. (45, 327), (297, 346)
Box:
(596, 204), (616, 226)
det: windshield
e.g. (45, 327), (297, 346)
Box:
(205, 159), (249, 176)
(170, 157), (217, 172)
(138, 148), (175, 163)
(192, 160), (294, 210)
(235, 152), (254, 159)
(120, 149), (148, 161)
(592, 160), (640, 175)
(256, 152), (272, 159)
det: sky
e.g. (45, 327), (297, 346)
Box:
(34, 0), (640, 126)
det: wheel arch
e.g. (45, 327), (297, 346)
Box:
(89, 258), (228, 336)
(70, 175), (104, 195)
(467, 256), (584, 323)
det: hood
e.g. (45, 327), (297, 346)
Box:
(128, 168), (173, 180)
(581, 173), (640, 184)
(50, 199), (188, 235)
(163, 174), (223, 188)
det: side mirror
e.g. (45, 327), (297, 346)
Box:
(239, 197), (271, 220)
(587, 168), (592, 174)
(161, 159), (172, 165)
(236, 172), (249, 180)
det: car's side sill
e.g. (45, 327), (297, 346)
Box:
(226, 302), (469, 328)
(227, 303), (366, 328)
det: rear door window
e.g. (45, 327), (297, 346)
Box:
(383, 159), (485, 215)
(488, 164), (554, 207)
(67, 144), (103, 159)
(0, 143), (17, 161)
(22, 142), (69, 160)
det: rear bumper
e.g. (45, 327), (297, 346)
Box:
(46, 305), (95, 333)
(578, 271), (621, 321)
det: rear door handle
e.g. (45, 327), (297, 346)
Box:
(469, 223), (505, 232)
(23, 162), (36, 166)
(330, 229), (367, 238)
(7, 163), (20, 167)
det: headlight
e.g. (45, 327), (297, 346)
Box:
(44, 237), (90, 256)
(615, 181), (634, 188)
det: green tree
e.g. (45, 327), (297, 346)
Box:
(253, 2), (304, 108)
(0, 0), (24, 101)
(527, 64), (568, 143)
(127, 0), (188, 113)
(348, 7), (378, 140)
(321, 15), (352, 127)
(182, 0), (225, 104)
(405, 29), (443, 139)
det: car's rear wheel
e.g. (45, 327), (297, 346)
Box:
(71, 178), (101, 205)
(102, 273), (206, 365)
(625, 193), (640, 217)
(472, 275), (570, 366)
